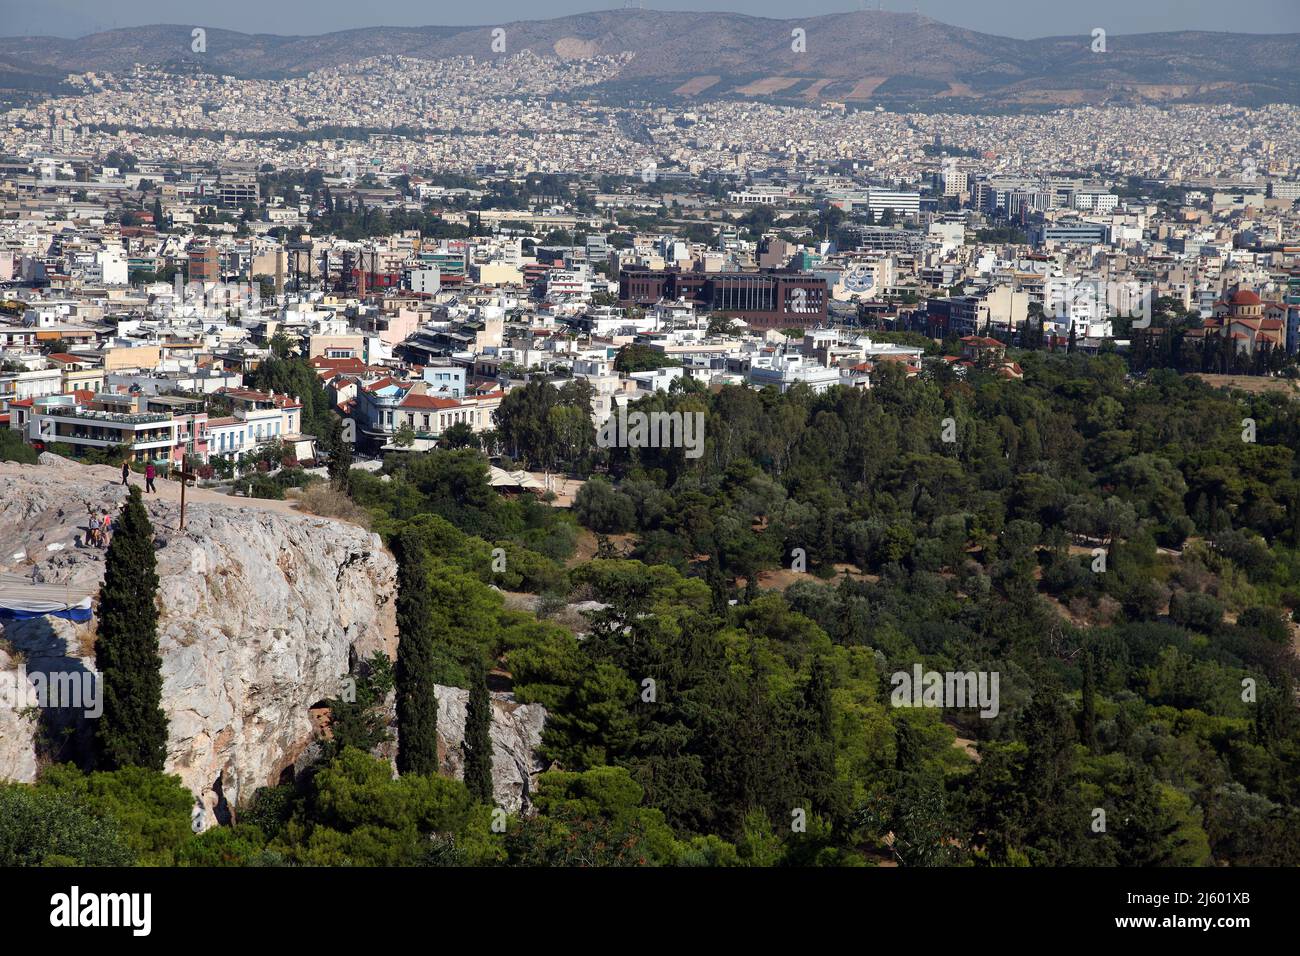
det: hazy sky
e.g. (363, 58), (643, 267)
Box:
(2, 0), (1298, 39)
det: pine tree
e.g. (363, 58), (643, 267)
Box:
(1254, 674), (1295, 747)
(394, 531), (439, 776)
(463, 657), (494, 804)
(1110, 763), (1189, 866)
(93, 486), (168, 771)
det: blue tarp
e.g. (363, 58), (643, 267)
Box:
(0, 573), (93, 623)
(0, 605), (93, 623)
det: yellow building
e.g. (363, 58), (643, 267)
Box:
(103, 344), (162, 372)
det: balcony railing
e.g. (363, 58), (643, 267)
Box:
(43, 408), (170, 425)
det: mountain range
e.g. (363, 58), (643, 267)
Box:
(1, 10), (1298, 109)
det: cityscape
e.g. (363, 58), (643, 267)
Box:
(0, 0), (1296, 927)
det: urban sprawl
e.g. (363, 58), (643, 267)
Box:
(4, 53), (1300, 476)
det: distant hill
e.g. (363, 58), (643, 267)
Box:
(3, 10), (1299, 108)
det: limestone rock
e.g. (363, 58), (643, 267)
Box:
(0, 461), (396, 828)
(0, 459), (548, 825)
(0, 643), (39, 783)
(431, 684), (547, 814)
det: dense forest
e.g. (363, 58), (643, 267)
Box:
(4, 350), (1298, 866)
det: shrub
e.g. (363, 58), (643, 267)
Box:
(0, 785), (135, 866)
(296, 483), (373, 528)
(1169, 590), (1224, 632)
(573, 477), (635, 534)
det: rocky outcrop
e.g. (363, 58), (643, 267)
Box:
(432, 685), (547, 814)
(0, 645), (39, 783)
(0, 459), (546, 827)
(0, 461), (396, 827)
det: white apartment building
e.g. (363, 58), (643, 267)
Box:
(864, 189), (921, 218)
(747, 354), (844, 393)
(1073, 192), (1120, 213)
(205, 388), (304, 460)
(26, 394), (179, 463)
(0, 366), (62, 406)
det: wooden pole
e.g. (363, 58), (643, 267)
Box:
(179, 459), (190, 530)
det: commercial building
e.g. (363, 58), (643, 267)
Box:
(1035, 222), (1110, 246)
(924, 296), (986, 337)
(188, 243), (220, 282)
(25, 393), (179, 464)
(619, 268), (827, 329)
(215, 176), (259, 210)
(863, 189), (921, 218)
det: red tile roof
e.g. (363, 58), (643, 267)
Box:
(220, 387), (302, 409)
(310, 356), (367, 375)
(399, 393), (460, 410)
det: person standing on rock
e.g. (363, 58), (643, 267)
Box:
(121, 460), (130, 486)
(145, 462), (156, 494)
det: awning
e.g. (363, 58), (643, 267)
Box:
(488, 466), (546, 490)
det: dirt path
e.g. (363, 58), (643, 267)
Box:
(952, 736), (981, 762)
(28, 459), (309, 521)
(536, 473), (584, 508)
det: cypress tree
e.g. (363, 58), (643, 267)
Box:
(93, 485), (168, 771)
(463, 657), (494, 804)
(327, 415), (353, 494)
(394, 531), (439, 776)
(799, 656), (840, 821)
(705, 557), (730, 618)
(1080, 652), (1098, 753)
